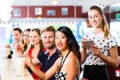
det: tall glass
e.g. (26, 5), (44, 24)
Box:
(15, 57), (25, 77)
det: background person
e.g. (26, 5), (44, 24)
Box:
(22, 28), (31, 53)
(28, 28), (44, 80)
(12, 27), (23, 55)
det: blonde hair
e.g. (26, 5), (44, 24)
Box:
(90, 5), (110, 38)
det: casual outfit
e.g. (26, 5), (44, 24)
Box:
(55, 51), (79, 80)
(83, 30), (118, 80)
(37, 49), (60, 80)
(28, 49), (40, 80)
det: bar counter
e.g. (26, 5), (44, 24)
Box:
(0, 55), (34, 80)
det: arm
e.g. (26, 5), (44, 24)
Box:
(80, 48), (87, 64)
(80, 38), (87, 63)
(32, 58), (41, 66)
(66, 53), (80, 80)
(91, 46), (119, 68)
(100, 46), (119, 68)
(25, 56), (59, 80)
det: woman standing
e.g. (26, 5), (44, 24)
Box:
(81, 5), (119, 80)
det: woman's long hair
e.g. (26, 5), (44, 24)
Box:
(30, 28), (44, 55)
(23, 28), (31, 51)
(89, 5), (110, 38)
(57, 26), (81, 61)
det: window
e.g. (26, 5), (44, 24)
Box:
(13, 9), (21, 17)
(47, 10), (56, 16)
(61, 7), (68, 15)
(35, 7), (42, 15)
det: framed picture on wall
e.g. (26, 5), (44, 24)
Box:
(61, 7), (68, 15)
(35, 7), (42, 15)
(47, 10), (56, 16)
(13, 9), (21, 17)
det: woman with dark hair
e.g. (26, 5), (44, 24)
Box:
(56, 26), (81, 62)
(22, 28), (31, 52)
(25, 26), (81, 80)
(55, 26), (81, 80)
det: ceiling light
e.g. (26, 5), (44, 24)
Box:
(0, 0), (15, 22)
(52, 0), (59, 5)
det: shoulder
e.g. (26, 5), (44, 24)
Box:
(37, 51), (46, 58)
(107, 34), (117, 43)
(54, 49), (60, 57)
(68, 51), (78, 61)
(108, 34), (117, 40)
(106, 34), (118, 48)
(67, 52), (80, 68)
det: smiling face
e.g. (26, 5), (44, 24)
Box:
(41, 31), (55, 49)
(88, 9), (103, 28)
(12, 30), (22, 43)
(55, 31), (68, 51)
(23, 30), (30, 44)
(30, 30), (41, 45)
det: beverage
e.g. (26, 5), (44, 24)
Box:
(5, 44), (11, 56)
(15, 57), (25, 77)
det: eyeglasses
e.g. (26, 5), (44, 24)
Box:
(22, 35), (30, 37)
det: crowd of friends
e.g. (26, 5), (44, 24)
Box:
(8, 5), (119, 80)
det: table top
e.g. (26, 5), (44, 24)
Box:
(0, 56), (34, 80)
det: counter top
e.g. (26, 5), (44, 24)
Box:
(0, 56), (34, 80)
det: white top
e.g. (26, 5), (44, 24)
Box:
(83, 30), (118, 65)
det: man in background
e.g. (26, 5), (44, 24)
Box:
(8, 27), (22, 58)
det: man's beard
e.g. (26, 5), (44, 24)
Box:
(47, 44), (55, 49)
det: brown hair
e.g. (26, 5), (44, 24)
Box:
(13, 27), (22, 34)
(23, 28), (31, 51)
(89, 5), (110, 38)
(41, 26), (56, 36)
(31, 28), (44, 55)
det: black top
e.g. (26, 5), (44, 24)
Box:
(37, 49), (60, 80)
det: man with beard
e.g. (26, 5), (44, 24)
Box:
(31, 26), (59, 80)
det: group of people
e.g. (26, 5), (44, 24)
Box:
(10, 5), (119, 80)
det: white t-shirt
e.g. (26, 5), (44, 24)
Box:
(83, 30), (118, 65)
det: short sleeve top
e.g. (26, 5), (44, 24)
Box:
(83, 30), (118, 65)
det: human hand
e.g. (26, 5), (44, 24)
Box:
(91, 45), (101, 57)
(81, 38), (88, 50)
(25, 55), (32, 67)
(84, 40), (94, 49)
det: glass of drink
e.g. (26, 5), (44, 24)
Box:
(15, 57), (25, 77)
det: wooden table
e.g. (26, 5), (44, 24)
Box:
(0, 55), (34, 80)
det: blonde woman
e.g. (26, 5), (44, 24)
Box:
(81, 5), (119, 80)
